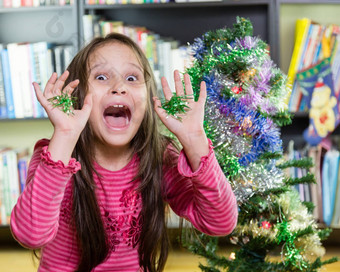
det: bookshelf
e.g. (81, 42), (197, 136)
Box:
(79, 0), (279, 64)
(277, 0), (340, 148)
(0, 2), (77, 228)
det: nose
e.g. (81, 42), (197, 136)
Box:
(110, 77), (127, 95)
(111, 88), (127, 95)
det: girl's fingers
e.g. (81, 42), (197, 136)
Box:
(161, 77), (173, 100)
(198, 81), (207, 104)
(183, 73), (193, 97)
(33, 82), (49, 109)
(44, 72), (58, 95)
(50, 70), (69, 96)
(153, 97), (167, 121)
(64, 79), (80, 95)
(81, 93), (93, 116)
(174, 70), (184, 96)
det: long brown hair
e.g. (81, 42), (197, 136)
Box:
(65, 33), (175, 271)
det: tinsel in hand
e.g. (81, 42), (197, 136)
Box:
(160, 94), (192, 120)
(48, 91), (77, 115)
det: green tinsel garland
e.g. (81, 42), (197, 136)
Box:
(48, 91), (77, 115)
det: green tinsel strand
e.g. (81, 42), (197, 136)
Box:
(269, 69), (289, 96)
(294, 226), (314, 238)
(203, 120), (242, 178)
(48, 91), (77, 115)
(160, 94), (191, 120)
(283, 173), (316, 186)
(277, 157), (313, 169)
(186, 65), (203, 101)
(261, 110), (292, 127)
(301, 201), (315, 214)
(232, 16), (254, 38)
(260, 186), (290, 197)
(198, 264), (220, 272)
(318, 257), (339, 267)
(276, 219), (309, 271)
(317, 228), (332, 241)
(258, 151), (283, 161)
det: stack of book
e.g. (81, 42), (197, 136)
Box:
(0, 147), (29, 226)
(0, 0), (73, 7)
(287, 141), (340, 228)
(0, 42), (75, 119)
(83, 15), (192, 92)
(287, 18), (340, 113)
(85, 0), (169, 5)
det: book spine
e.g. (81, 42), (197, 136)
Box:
(0, 47), (7, 119)
(0, 49), (15, 119)
(7, 150), (19, 222)
(17, 157), (28, 193)
(18, 44), (34, 118)
(2, 152), (11, 224)
(7, 44), (25, 118)
(0, 153), (4, 225)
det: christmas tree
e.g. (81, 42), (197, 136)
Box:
(175, 17), (338, 272)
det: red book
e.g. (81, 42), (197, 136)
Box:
(22, 0), (33, 6)
(3, 0), (13, 7)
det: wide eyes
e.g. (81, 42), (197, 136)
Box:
(96, 74), (108, 81)
(126, 75), (137, 82)
(95, 74), (140, 83)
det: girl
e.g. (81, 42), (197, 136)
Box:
(10, 33), (238, 272)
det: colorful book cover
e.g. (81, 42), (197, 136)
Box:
(297, 58), (338, 145)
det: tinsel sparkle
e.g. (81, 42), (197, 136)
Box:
(160, 94), (191, 120)
(48, 91), (77, 115)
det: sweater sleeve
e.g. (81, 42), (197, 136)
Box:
(163, 139), (238, 236)
(10, 139), (80, 249)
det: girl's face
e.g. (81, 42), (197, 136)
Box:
(87, 42), (148, 152)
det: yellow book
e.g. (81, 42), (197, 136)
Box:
(322, 24), (334, 59)
(285, 18), (311, 107)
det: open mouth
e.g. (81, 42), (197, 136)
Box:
(103, 104), (131, 129)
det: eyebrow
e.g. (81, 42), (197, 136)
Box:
(89, 62), (143, 74)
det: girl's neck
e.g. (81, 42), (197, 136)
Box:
(94, 143), (133, 172)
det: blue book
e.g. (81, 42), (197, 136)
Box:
(18, 158), (28, 193)
(322, 149), (340, 226)
(0, 49), (15, 119)
(28, 43), (44, 118)
(0, 45), (7, 118)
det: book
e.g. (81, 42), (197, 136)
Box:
(0, 49), (15, 119)
(322, 149), (340, 226)
(286, 18), (311, 109)
(53, 44), (65, 76)
(16, 148), (29, 193)
(7, 43), (27, 118)
(1, 148), (19, 225)
(0, 44), (7, 118)
(0, 149), (5, 225)
(17, 43), (34, 118)
(3, 0), (13, 7)
(331, 156), (340, 227)
(33, 41), (54, 117)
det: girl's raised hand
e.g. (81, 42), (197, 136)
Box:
(33, 70), (92, 140)
(153, 70), (209, 171)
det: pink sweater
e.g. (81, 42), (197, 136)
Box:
(10, 139), (238, 272)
